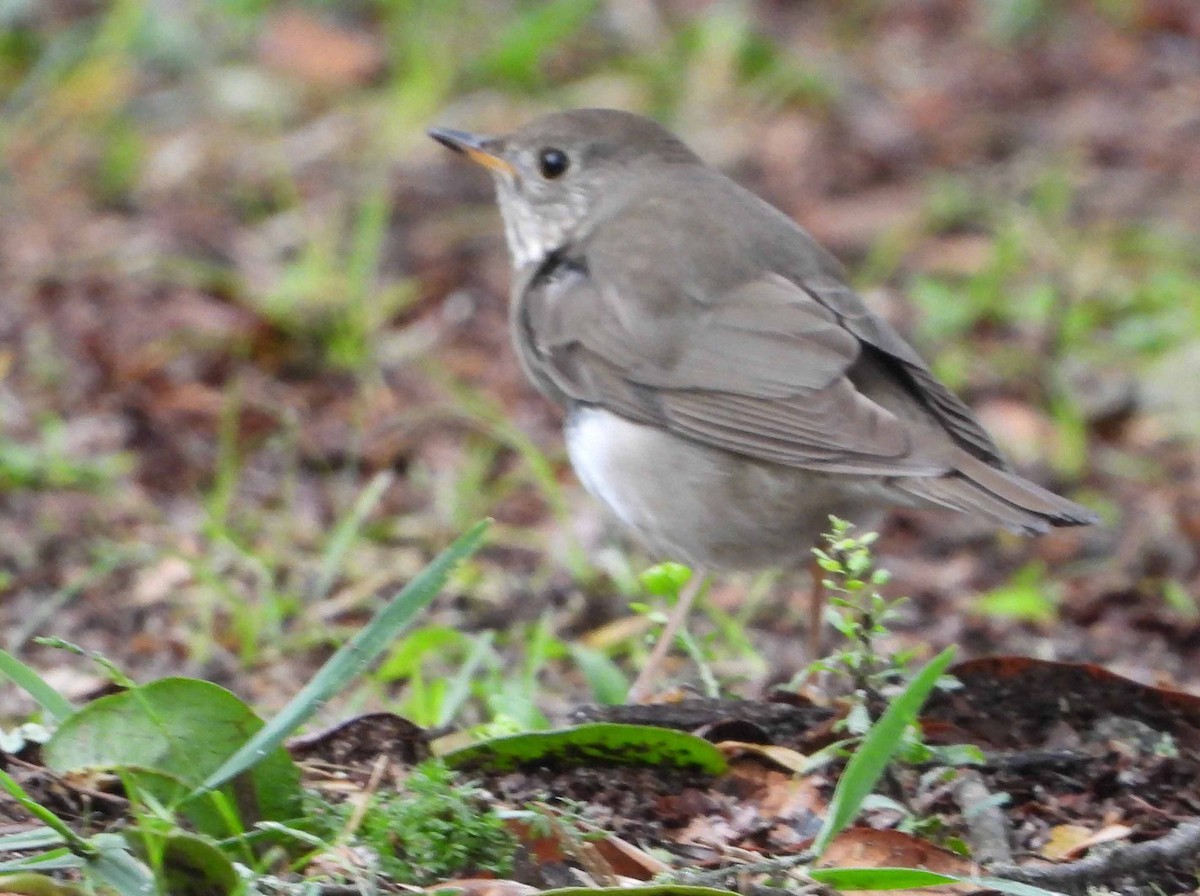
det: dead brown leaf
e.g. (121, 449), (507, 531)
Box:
(817, 828), (978, 895)
(258, 11), (385, 89)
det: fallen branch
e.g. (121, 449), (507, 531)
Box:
(987, 820), (1200, 895)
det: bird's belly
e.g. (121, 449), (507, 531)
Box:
(564, 406), (882, 571)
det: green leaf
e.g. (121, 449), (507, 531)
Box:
(0, 650), (74, 722)
(639, 562), (692, 596)
(976, 563), (1057, 623)
(378, 625), (468, 681)
(930, 743), (986, 767)
(194, 519), (489, 796)
(812, 646), (956, 855)
(158, 833), (239, 896)
(542, 887), (740, 896)
(42, 678), (301, 836)
(810, 867), (963, 888)
(83, 833), (155, 896)
(0, 872), (90, 895)
(568, 644), (628, 705)
(810, 867), (1066, 896)
(444, 723), (727, 775)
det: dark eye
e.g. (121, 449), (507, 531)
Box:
(537, 147), (569, 179)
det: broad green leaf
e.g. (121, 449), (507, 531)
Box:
(444, 723), (727, 774)
(810, 867), (963, 888)
(810, 867), (1066, 896)
(812, 647), (956, 855)
(42, 678), (301, 834)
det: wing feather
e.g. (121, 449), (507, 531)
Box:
(517, 263), (953, 475)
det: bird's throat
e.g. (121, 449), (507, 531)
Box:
(494, 180), (585, 271)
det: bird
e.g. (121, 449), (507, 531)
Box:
(428, 108), (1097, 700)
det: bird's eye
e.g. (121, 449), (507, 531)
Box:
(537, 147), (569, 179)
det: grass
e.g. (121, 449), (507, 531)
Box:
(2, 2), (1198, 891)
(911, 167), (1200, 381)
(0, 420), (131, 491)
(1, 0), (1189, 706)
(1, 0), (1188, 693)
(0, 523), (1019, 895)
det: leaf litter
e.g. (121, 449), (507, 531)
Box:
(2, 1), (1199, 893)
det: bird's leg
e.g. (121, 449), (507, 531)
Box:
(627, 569), (708, 703)
(807, 553), (827, 659)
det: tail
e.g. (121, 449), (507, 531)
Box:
(893, 451), (1099, 535)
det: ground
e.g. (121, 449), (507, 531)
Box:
(1, 1), (1199, 894)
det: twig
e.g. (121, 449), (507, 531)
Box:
(676, 850), (816, 888)
(952, 769), (1012, 865)
(987, 820), (1200, 895)
(528, 801), (619, 887)
(340, 752), (389, 839)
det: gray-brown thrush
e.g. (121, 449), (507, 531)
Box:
(429, 108), (1097, 698)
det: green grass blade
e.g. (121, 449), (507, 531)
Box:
(812, 646), (956, 856)
(312, 470), (394, 601)
(0, 770), (92, 854)
(84, 832), (155, 896)
(0, 848), (84, 872)
(193, 519), (490, 796)
(0, 828), (66, 852)
(0, 649), (75, 722)
(437, 631), (496, 728)
(474, 0), (599, 87)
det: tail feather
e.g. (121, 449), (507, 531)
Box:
(893, 451), (1098, 535)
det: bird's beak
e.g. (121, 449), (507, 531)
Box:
(428, 127), (515, 176)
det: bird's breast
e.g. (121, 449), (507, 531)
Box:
(563, 405), (879, 570)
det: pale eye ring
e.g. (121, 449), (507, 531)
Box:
(537, 147), (569, 179)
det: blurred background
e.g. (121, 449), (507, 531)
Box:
(2, 0), (1199, 724)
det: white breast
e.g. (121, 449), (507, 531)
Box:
(564, 405), (887, 570)
(566, 407), (663, 534)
